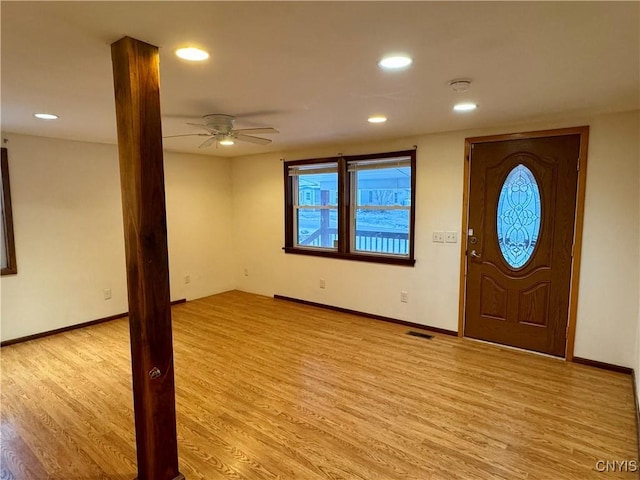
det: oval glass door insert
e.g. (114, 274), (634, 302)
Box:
(497, 164), (541, 268)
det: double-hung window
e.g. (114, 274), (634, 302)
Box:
(349, 154), (412, 257)
(284, 149), (415, 266)
(289, 161), (339, 250)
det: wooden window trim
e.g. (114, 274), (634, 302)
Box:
(284, 149), (416, 266)
(1, 147), (17, 276)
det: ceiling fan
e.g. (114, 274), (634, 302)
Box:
(164, 114), (279, 148)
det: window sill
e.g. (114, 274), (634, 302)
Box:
(283, 247), (416, 266)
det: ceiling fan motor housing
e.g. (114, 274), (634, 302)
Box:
(203, 114), (235, 134)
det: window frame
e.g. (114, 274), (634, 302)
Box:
(284, 149), (416, 266)
(289, 159), (340, 252)
(1, 147), (17, 276)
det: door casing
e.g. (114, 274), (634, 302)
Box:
(457, 126), (589, 361)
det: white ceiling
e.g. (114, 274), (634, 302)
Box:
(2, 1), (639, 158)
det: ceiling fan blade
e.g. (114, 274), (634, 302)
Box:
(235, 134), (272, 145)
(163, 133), (209, 139)
(234, 127), (279, 135)
(198, 137), (217, 149)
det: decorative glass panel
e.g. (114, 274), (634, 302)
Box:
(497, 164), (541, 268)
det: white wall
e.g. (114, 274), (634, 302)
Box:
(636, 331), (640, 413)
(232, 110), (640, 368)
(0, 133), (234, 341)
(164, 148), (235, 300)
(573, 111), (639, 366)
(637, 269), (640, 405)
(637, 119), (640, 404)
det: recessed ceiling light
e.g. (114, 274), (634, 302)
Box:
(368, 115), (387, 124)
(175, 47), (209, 62)
(34, 113), (58, 120)
(453, 103), (478, 112)
(378, 55), (413, 70)
(219, 137), (234, 146)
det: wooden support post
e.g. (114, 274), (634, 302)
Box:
(111, 36), (184, 480)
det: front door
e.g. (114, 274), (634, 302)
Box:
(464, 130), (584, 357)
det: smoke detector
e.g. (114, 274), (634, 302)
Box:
(449, 79), (471, 92)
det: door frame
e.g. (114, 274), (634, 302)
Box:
(457, 126), (590, 361)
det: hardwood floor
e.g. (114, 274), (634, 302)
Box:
(1, 290), (637, 479)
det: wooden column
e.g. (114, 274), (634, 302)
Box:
(111, 36), (184, 480)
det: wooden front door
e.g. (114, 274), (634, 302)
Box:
(463, 130), (585, 357)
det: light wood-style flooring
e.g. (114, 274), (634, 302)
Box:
(1, 291), (637, 479)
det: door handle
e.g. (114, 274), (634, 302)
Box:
(469, 250), (481, 259)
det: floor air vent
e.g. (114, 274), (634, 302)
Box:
(407, 331), (434, 340)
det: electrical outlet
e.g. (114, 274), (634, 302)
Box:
(445, 231), (458, 243)
(432, 231), (444, 243)
(319, 279), (326, 289)
(103, 288), (112, 300)
(400, 291), (409, 303)
(184, 275), (191, 284)
(244, 268), (249, 277)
